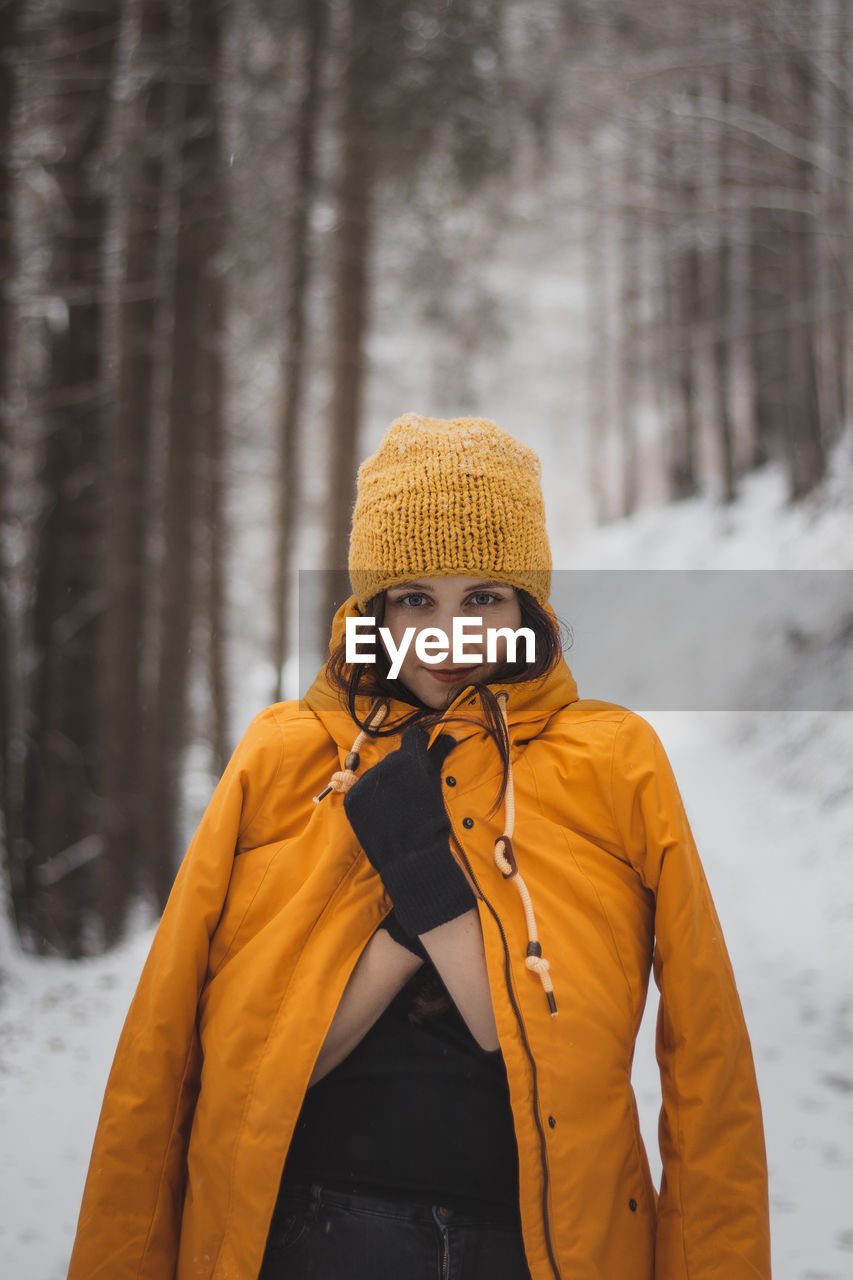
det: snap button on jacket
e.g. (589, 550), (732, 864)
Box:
(68, 597), (771, 1280)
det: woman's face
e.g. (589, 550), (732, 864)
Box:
(380, 577), (523, 709)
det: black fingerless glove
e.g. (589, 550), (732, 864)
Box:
(343, 726), (476, 937)
(378, 908), (429, 961)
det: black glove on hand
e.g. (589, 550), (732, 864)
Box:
(343, 726), (476, 937)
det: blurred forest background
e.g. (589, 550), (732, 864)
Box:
(1, 0), (851, 957)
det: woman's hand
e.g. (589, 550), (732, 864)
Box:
(338, 732), (499, 1049)
(342, 726), (476, 936)
(343, 729), (499, 1052)
(309, 906), (499, 1085)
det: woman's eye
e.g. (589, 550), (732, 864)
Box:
(396, 592), (426, 608)
(468, 592), (499, 607)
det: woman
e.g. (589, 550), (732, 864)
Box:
(68, 414), (771, 1280)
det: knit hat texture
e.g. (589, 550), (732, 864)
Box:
(348, 413), (552, 610)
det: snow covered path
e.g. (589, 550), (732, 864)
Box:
(632, 711), (853, 1280)
(0, 923), (152, 1278)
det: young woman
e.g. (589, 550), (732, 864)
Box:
(68, 414), (771, 1280)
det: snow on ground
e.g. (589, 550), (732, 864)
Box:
(629, 709), (853, 1278)
(1, 449), (851, 1278)
(0, 918), (154, 1279)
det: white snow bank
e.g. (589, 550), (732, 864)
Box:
(0, 923), (154, 1278)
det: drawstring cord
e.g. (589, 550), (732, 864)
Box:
(313, 698), (390, 803)
(314, 688), (557, 1016)
(492, 690), (558, 1017)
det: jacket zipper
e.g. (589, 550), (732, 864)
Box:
(449, 827), (563, 1280)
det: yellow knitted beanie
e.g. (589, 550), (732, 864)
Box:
(348, 413), (552, 610)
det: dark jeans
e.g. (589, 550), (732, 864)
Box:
(259, 1182), (533, 1280)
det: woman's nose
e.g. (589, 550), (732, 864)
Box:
(420, 611), (484, 660)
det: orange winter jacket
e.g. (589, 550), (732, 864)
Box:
(69, 597), (771, 1280)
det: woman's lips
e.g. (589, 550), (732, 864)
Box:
(427, 666), (480, 684)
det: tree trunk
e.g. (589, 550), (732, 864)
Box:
(617, 127), (640, 517)
(747, 36), (788, 470)
(97, 0), (191, 936)
(712, 68), (736, 503)
(834, 0), (851, 432)
(96, 0), (155, 942)
(272, 0), (326, 702)
(672, 259), (701, 500)
(202, 264), (229, 775)
(831, 65), (849, 437)
(185, 0), (229, 778)
(144, 0), (225, 906)
(823, 0), (849, 444)
(323, 0), (379, 634)
(21, 3), (116, 955)
(0, 0), (22, 924)
(784, 34), (825, 498)
(198, 168), (229, 775)
(583, 135), (608, 523)
(666, 98), (701, 502)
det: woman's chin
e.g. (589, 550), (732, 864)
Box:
(393, 677), (456, 711)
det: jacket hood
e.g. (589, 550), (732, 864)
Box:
(303, 593), (579, 753)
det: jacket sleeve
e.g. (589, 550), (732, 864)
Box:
(67, 708), (286, 1280)
(611, 712), (771, 1280)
